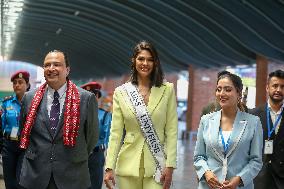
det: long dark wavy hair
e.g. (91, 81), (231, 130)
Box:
(130, 40), (164, 87)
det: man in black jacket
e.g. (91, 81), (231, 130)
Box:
(249, 70), (284, 189)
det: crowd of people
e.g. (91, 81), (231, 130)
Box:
(0, 40), (283, 189)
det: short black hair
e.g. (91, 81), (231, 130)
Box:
(268, 70), (284, 82)
(47, 49), (70, 67)
(93, 89), (102, 99)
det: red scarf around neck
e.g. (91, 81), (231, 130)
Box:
(19, 80), (81, 149)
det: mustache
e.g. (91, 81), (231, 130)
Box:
(272, 92), (283, 96)
(270, 93), (284, 103)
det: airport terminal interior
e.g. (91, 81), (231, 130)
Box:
(1, 1), (284, 189)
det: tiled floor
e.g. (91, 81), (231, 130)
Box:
(0, 122), (198, 189)
(172, 140), (198, 189)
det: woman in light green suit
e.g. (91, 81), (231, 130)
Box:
(104, 41), (178, 189)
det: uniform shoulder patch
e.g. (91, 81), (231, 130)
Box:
(3, 96), (13, 102)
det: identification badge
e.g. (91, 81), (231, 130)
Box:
(10, 127), (19, 138)
(264, 140), (273, 154)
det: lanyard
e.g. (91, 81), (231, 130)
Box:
(266, 105), (283, 139)
(220, 127), (231, 154)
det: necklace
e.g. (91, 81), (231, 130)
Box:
(138, 87), (150, 103)
(140, 90), (149, 97)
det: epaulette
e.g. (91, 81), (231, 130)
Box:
(3, 96), (13, 102)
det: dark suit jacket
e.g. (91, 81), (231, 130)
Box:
(249, 104), (284, 178)
(18, 87), (99, 189)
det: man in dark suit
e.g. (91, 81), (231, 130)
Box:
(18, 50), (99, 189)
(249, 70), (284, 189)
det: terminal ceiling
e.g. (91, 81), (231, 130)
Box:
(4, 0), (284, 79)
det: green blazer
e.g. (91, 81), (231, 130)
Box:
(105, 82), (178, 177)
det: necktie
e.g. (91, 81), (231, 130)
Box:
(50, 91), (60, 134)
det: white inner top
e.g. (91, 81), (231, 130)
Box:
(219, 131), (232, 150)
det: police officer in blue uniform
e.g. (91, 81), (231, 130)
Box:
(81, 81), (112, 189)
(1, 70), (30, 189)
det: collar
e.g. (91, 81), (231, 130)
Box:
(47, 82), (67, 99)
(267, 99), (284, 114)
(11, 94), (22, 104)
(12, 94), (17, 102)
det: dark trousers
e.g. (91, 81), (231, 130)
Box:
(254, 162), (284, 189)
(88, 150), (105, 189)
(2, 139), (24, 189)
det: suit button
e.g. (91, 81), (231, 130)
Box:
(280, 161), (283, 165)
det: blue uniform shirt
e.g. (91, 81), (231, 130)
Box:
(1, 95), (21, 136)
(96, 108), (112, 148)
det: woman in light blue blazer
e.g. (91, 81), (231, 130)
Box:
(194, 72), (263, 189)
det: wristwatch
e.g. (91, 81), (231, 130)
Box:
(238, 177), (244, 187)
(105, 168), (112, 172)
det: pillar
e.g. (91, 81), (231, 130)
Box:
(186, 65), (194, 132)
(255, 55), (268, 106)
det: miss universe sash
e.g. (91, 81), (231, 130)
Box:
(123, 82), (166, 184)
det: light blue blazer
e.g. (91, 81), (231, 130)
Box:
(194, 110), (263, 189)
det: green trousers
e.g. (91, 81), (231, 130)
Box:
(117, 152), (162, 189)
(117, 168), (162, 189)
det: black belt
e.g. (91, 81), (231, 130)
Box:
(3, 132), (19, 141)
(93, 145), (105, 152)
